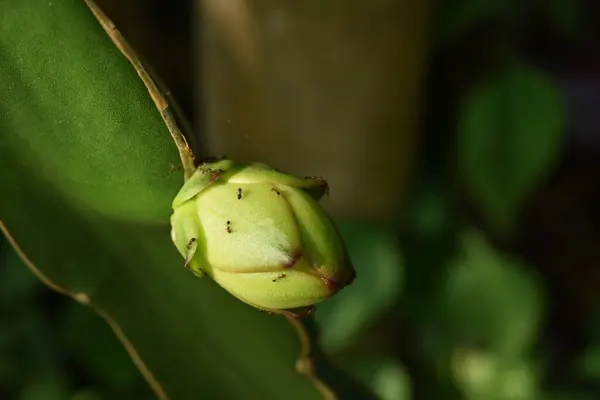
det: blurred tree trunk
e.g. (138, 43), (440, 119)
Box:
(200, 0), (431, 219)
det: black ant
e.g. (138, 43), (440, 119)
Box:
(186, 237), (197, 249)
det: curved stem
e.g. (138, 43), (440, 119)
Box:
(83, 0), (196, 180)
(284, 315), (338, 400)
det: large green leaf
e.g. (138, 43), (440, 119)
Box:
(0, 1), (372, 399)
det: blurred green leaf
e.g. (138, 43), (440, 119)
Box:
(451, 349), (539, 400)
(0, 1), (371, 399)
(315, 221), (403, 353)
(439, 229), (545, 357)
(458, 65), (564, 234)
(576, 343), (600, 381)
(348, 358), (411, 400)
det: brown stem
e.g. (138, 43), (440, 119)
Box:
(83, 0), (196, 180)
(284, 315), (339, 400)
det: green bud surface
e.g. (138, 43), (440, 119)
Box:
(170, 159), (355, 317)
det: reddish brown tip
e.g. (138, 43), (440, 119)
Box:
(284, 250), (302, 269)
(320, 275), (340, 294)
(208, 168), (224, 183)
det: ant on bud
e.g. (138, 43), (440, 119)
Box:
(270, 187), (281, 196)
(272, 273), (287, 282)
(237, 188), (243, 200)
(186, 237), (197, 250)
(226, 220), (232, 233)
(304, 176), (330, 196)
(184, 238), (199, 271)
(200, 167), (224, 183)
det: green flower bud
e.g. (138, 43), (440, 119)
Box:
(170, 159), (355, 317)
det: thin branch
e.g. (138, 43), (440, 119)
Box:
(285, 315), (339, 400)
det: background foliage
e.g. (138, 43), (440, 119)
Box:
(2, 0), (600, 399)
